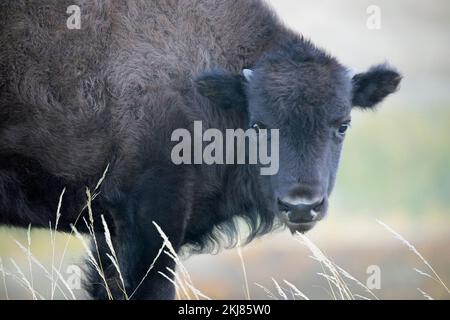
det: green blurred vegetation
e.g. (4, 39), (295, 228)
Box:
(333, 103), (450, 218)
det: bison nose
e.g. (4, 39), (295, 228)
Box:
(278, 197), (326, 224)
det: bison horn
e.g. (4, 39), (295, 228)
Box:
(242, 69), (254, 82)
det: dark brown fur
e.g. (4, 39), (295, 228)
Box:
(0, 0), (401, 299)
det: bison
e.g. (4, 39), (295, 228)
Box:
(0, 0), (401, 299)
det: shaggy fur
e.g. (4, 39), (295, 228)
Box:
(0, 0), (401, 299)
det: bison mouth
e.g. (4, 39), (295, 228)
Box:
(277, 199), (319, 234)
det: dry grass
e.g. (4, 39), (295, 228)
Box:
(1, 217), (449, 300)
(377, 220), (450, 299)
(0, 170), (448, 300)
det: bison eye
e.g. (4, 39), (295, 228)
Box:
(337, 123), (351, 136)
(251, 122), (267, 134)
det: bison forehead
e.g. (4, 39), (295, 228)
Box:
(250, 60), (352, 120)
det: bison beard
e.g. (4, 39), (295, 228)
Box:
(0, 1), (401, 299)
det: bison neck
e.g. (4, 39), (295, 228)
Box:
(182, 162), (276, 253)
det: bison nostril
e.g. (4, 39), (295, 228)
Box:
(278, 196), (327, 224)
(312, 198), (325, 212)
(277, 199), (292, 212)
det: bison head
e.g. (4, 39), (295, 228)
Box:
(196, 42), (401, 234)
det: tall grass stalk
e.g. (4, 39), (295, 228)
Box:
(417, 288), (434, 300)
(0, 257), (9, 300)
(14, 239), (71, 299)
(237, 243), (251, 300)
(378, 220), (450, 295)
(52, 165), (109, 295)
(295, 233), (353, 300)
(10, 259), (38, 300)
(50, 187), (65, 299)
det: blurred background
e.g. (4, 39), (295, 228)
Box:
(1, 0), (449, 300)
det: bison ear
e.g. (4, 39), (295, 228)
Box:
(352, 64), (402, 109)
(195, 70), (247, 109)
